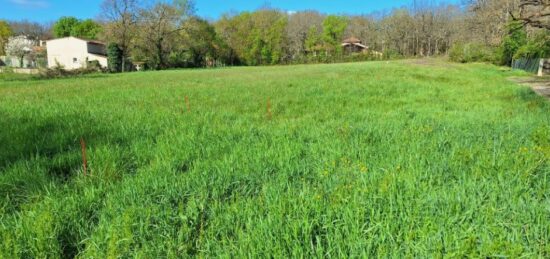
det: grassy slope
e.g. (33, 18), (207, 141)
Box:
(0, 60), (548, 257)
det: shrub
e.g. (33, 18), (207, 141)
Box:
(498, 21), (528, 66)
(448, 43), (465, 63)
(107, 43), (123, 73)
(87, 60), (102, 71)
(38, 66), (102, 79)
(449, 43), (496, 63)
(383, 49), (403, 60)
(514, 32), (550, 59)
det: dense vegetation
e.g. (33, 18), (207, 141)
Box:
(52, 17), (102, 39)
(1, 0), (548, 71)
(449, 20), (550, 65)
(0, 60), (548, 257)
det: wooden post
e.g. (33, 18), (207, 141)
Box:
(80, 138), (88, 176)
(538, 59), (549, 77)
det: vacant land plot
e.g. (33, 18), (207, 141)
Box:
(0, 60), (549, 257)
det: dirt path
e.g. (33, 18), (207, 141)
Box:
(510, 77), (550, 100)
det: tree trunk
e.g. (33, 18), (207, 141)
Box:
(156, 40), (164, 70)
(121, 49), (126, 73)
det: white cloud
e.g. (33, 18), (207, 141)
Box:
(287, 10), (297, 15)
(9, 0), (50, 8)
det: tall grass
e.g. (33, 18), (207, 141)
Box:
(0, 60), (548, 257)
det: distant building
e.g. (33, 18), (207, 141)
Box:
(341, 37), (369, 53)
(46, 37), (108, 70)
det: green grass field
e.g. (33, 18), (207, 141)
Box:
(0, 60), (549, 257)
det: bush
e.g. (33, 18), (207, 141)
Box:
(107, 43), (123, 73)
(498, 21), (528, 66)
(87, 60), (102, 71)
(514, 32), (550, 59)
(383, 49), (403, 60)
(451, 23), (549, 66)
(38, 66), (102, 79)
(449, 43), (497, 63)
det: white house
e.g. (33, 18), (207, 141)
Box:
(46, 37), (108, 70)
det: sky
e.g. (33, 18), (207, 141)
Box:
(0, 0), (460, 23)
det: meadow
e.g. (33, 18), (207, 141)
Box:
(0, 60), (549, 257)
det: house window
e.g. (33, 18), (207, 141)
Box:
(73, 58), (78, 63)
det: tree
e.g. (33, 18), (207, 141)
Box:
(304, 26), (322, 54)
(53, 17), (80, 38)
(286, 11), (324, 59)
(107, 42), (123, 72)
(53, 17), (102, 39)
(136, 0), (194, 69)
(215, 12), (254, 65)
(5, 36), (35, 67)
(266, 15), (288, 64)
(517, 0), (550, 30)
(246, 9), (288, 65)
(345, 16), (378, 51)
(380, 9), (415, 56)
(214, 9), (288, 66)
(170, 17), (223, 67)
(101, 0), (141, 72)
(71, 19), (102, 39)
(499, 21), (528, 65)
(322, 15), (348, 55)
(514, 31), (550, 59)
(463, 0), (520, 46)
(8, 20), (52, 40)
(0, 20), (13, 56)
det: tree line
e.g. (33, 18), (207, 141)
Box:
(1, 0), (548, 71)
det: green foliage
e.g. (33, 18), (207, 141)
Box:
(38, 66), (101, 79)
(449, 43), (496, 63)
(53, 17), (102, 39)
(53, 17), (80, 38)
(214, 10), (288, 66)
(304, 26), (321, 53)
(265, 16), (288, 64)
(498, 21), (528, 66)
(170, 17), (227, 68)
(107, 43), (123, 73)
(383, 49), (404, 60)
(322, 15), (348, 54)
(249, 11), (286, 65)
(0, 61), (549, 257)
(0, 20), (13, 56)
(450, 22), (548, 66)
(71, 19), (102, 39)
(514, 32), (550, 59)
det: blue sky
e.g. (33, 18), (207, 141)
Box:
(1, 0), (459, 22)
